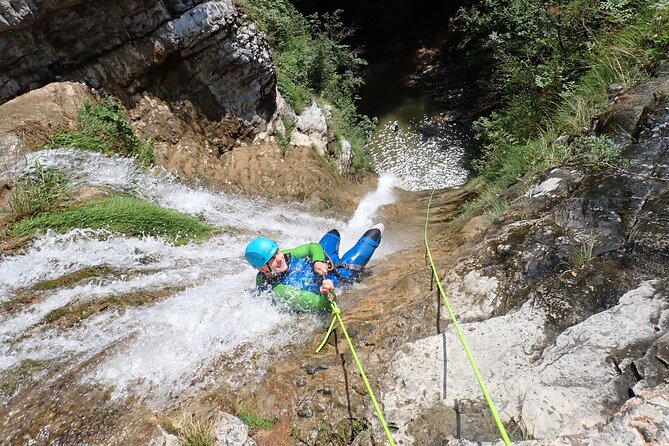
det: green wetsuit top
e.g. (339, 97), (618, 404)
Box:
(255, 243), (336, 312)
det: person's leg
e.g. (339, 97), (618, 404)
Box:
(338, 224), (383, 281)
(319, 229), (341, 266)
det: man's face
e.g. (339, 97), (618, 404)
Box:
(259, 250), (287, 274)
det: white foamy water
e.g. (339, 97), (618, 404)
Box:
(0, 149), (401, 400)
(345, 173), (399, 239)
(369, 117), (471, 191)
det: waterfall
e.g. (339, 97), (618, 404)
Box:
(0, 149), (400, 402)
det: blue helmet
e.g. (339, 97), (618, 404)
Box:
(245, 237), (279, 268)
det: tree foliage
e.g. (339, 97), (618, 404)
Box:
(240, 0), (375, 172)
(453, 0), (668, 186)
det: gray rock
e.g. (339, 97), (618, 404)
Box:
(336, 138), (353, 174)
(528, 177), (562, 197)
(212, 412), (256, 446)
(147, 427), (180, 446)
(553, 134), (570, 146)
(517, 280), (668, 438)
(350, 431), (374, 446)
(297, 405), (314, 418)
(0, 0), (276, 125)
(607, 83), (624, 95)
(380, 278), (669, 444)
(291, 101), (329, 154)
(595, 77), (669, 146)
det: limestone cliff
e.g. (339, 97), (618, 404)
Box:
(0, 0), (276, 125)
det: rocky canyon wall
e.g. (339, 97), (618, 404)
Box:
(0, 0), (276, 125)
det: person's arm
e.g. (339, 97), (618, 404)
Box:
(285, 243), (328, 277)
(285, 242), (329, 276)
(283, 242), (325, 263)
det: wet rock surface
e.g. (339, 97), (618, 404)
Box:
(0, 81), (372, 215)
(2, 14), (669, 446)
(364, 73), (669, 444)
(226, 69), (669, 445)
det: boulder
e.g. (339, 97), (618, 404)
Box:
(291, 101), (329, 155)
(0, 81), (95, 167)
(212, 412), (256, 446)
(337, 138), (353, 174)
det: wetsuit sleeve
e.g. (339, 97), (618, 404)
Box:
(283, 242), (325, 264)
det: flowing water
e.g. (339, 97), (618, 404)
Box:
(0, 150), (404, 439)
(369, 118), (472, 191)
(0, 62), (474, 437)
(359, 52), (477, 192)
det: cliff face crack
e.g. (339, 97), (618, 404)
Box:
(655, 354), (669, 368)
(623, 188), (652, 251)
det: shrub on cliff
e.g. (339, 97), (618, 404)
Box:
(50, 97), (154, 166)
(240, 0), (375, 172)
(453, 0), (668, 196)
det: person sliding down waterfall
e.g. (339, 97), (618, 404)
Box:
(244, 224), (384, 312)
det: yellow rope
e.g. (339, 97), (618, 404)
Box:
(424, 189), (512, 446)
(316, 300), (396, 446)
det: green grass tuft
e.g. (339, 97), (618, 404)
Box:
(177, 415), (215, 446)
(4, 161), (70, 220)
(50, 97), (154, 166)
(238, 410), (275, 430)
(9, 196), (218, 244)
(568, 237), (596, 270)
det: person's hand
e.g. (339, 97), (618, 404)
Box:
(320, 279), (334, 295)
(313, 261), (329, 277)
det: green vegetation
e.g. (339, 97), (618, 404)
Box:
(41, 286), (183, 328)
(174, 415), (215, 446)
(568, 237), (596, 270)
(275, 131), (291, 155)
(5, 161), (69, 220)
(31, 265), (119, 291)
(314, 418), (369, 445)
(458, 180), (514, 222)
(483, 197), (509, 222)
(50, 97), (154, 166)
(569, 135), (624, 167)
(236, 401), (275, 430)
(453, 0), (669, 214)
(237, 410), (275, 430)
(239, 0), (376, 172)
(9, 195), (218, 244)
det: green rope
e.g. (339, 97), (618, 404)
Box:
(316, 300), (396, 446)
(424, 189), (512, 446)
(315, 312), (337, 353)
